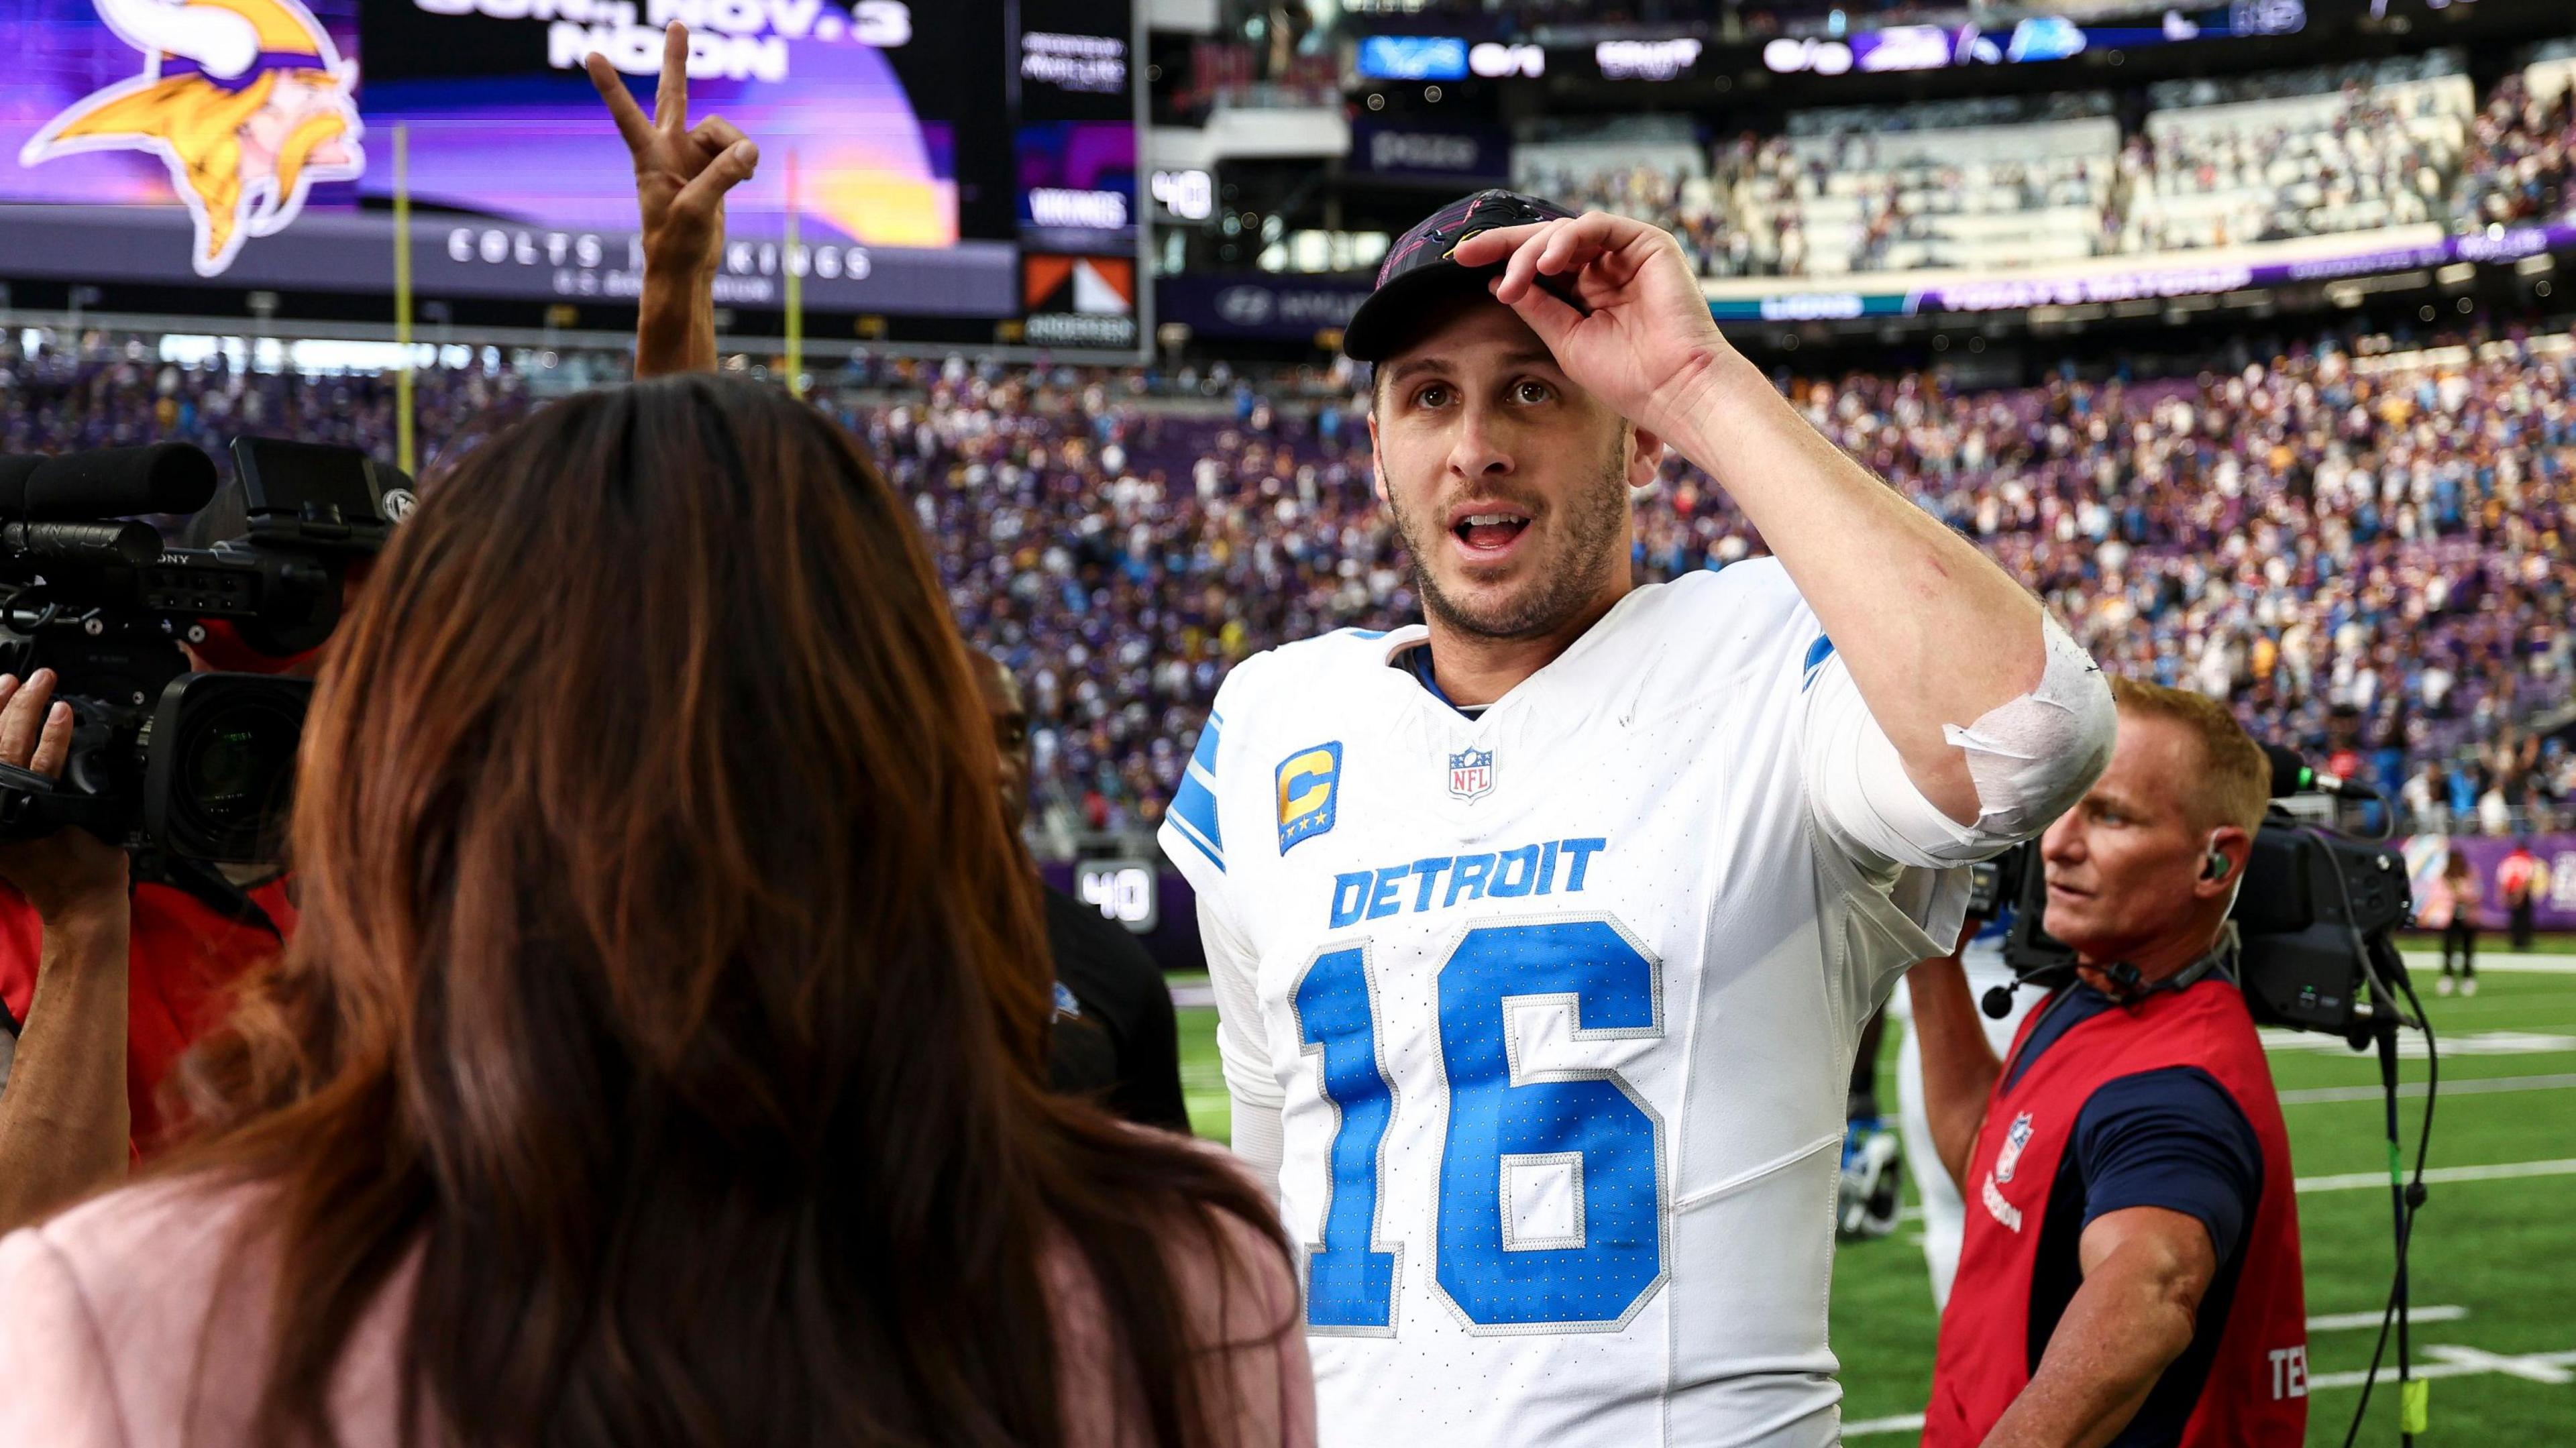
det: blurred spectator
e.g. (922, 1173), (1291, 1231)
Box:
(1515, 56), (2576, 280)
(2500, 838), (2551, 950)
(2426, 846), (2479, 995)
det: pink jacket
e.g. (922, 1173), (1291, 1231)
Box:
(0, 1175), (1315, 1447)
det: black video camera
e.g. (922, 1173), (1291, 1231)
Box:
(1982, 760), (2414, 1041)
(0, 438), (400, 865)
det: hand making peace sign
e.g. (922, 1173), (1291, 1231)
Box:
(586, 23), (761, 282)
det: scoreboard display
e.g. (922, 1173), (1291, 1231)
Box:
(0, 0), (1144, 353)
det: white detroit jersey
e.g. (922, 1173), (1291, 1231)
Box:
(1159, 561), (1984, 1447)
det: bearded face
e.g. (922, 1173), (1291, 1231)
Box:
(246, 66), (360, 178)
(241, 66), (361, 214)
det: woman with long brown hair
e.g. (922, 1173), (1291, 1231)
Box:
(0, 364), (1309, 1447)
(0, 36), (1309, 1446)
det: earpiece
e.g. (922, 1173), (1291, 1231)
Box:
(2203, 850), (2232, 883)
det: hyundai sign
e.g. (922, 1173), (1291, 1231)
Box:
(1158, 274), (1372, 339)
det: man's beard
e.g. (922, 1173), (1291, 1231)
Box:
(1392, 446), (1631, 642)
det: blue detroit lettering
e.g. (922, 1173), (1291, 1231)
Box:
(1410, 857), (1454, 911)
(1445, 853), (1497, 907)
(1367, 865), (1408, 920)
(1489, 844), (1540, 897)
(1326, 837), (1607, 928)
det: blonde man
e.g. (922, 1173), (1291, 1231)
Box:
(1909, 679), (2308, 1448)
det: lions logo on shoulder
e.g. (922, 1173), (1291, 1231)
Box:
(1994, 1111), (2036, 1184)
(1448, 745), (1494, 802)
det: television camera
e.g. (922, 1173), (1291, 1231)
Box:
(1968, 744), (2412, 1042)
(0, 438), (400, 865)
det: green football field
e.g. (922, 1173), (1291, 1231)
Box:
(1171, 936), (2576, 1443)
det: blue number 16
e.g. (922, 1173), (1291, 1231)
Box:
(1292, 917), (1665, 1335)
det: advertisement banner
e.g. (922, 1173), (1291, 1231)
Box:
(1155, 272), (1371, 339)
(1348, 120), (1509, 186)
(1705, 217), (2576, 321)
(2400, 834), (2576, 934)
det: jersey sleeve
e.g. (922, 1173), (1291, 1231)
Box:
(1157, 663), (1285, 1185)
(1161, 704), (1232, 895)
(1202, 894), (1285, 1195)
(1786, 627), (1978, 1013)
(2072, 1066), (2265, 1261)
(1799, 647), (1990, 874)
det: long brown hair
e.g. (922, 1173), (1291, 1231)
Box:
(174, 375), (1287, 1447)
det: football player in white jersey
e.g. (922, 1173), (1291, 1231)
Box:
(1158, 190), (2117, 1446)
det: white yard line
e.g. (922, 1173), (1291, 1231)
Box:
(2401, 950), (2576, 975)
(2297, 1157), (2576, 1193)
(2263, 1029), (2576, 1058)
(2307, 1347), (2576, 1391)
(2308, 1304), (2466, 1333)
(2278, 1072), (2576, 1105)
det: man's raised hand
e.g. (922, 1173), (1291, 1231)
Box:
(586, 23), (759, 281)
(1451, 212), (1741, 444)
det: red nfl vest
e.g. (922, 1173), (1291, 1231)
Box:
(1922, 978), (2307, 1447)
(0, 876), (295, 1157)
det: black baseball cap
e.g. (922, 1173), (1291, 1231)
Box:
(1342, 188), (1585, 362)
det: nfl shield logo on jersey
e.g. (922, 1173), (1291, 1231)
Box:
(1448, 746), (1495, 801)
(1994, 1111), (2036, 1184)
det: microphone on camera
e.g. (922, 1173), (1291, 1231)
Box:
(0, 443), (219, 521)
(2261, 743), (2375, 802)
(1980, 983), (2017, 1019)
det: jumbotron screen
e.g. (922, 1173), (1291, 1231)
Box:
(0, 0), (1143, 350)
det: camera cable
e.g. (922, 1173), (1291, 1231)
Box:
(2338, 903), (2438, 1447)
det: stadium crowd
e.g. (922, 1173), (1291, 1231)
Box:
(3, 325), (2570, 851)
(1536, 59), (2567, 278)
(2457, 72), (2576, 231)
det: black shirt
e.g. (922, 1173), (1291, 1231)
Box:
(1044, 885), (1191, 1132)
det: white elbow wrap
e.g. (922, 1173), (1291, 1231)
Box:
(1938, 614), (2116, 843)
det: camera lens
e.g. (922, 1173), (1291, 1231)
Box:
(176, 698), (299, 832)
(188, 716), (266, 806)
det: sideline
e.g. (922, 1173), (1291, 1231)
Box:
(2277, 1071), (2576, 1105)
(2296, 1157), (2576, 1194)
(2400, 950), (2576, 975)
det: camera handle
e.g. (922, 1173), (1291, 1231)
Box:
(0, 761), (123, 843)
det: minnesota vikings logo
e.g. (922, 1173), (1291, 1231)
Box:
(21, 0), (364, 276)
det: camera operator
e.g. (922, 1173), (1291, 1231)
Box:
(1911, 677), (2306, 1448)
(0, 671), (133, 1229)
(0, 25), (759, 1226)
